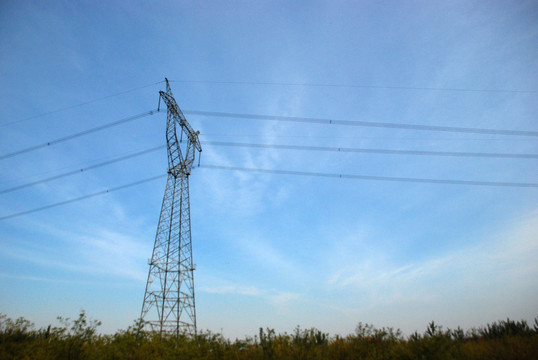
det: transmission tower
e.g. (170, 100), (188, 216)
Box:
(141, 78), (202, 336)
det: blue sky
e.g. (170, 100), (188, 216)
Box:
(0, 1), (537, 338)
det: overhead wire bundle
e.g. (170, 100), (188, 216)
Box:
(1, 80), (536, 221)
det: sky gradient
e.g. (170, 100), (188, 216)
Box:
(0, 1), (537, 339)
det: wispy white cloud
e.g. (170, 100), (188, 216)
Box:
(326, 209), (538, 311)
(196, 85), (310, 217)
(233, 231), (308, 283)
(1, 226), (149, 282)
(0, 272), (81, 284)
(75, 230), (148, 281)
(199, 282), (300, 306)
(0, 272), (136, 287)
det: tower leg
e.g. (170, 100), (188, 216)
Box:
(141, 172), (196, 335)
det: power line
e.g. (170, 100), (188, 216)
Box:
(0, 109), (158, 161)
(1, 146), (156, 188)
(3, 139), (534, 195)
(1, 81), (164, 127)
(2, 78), (531, 129)
(3, 105), (534, 164)
(201, 164), (538, 188)
(0, 145), (165, 194)
(204, 141), (538, 159)
(2, 107), (533, 163)
(0, 174), (166, 221)
(2, 163), (535, 221)
(200, 133), (537, 142)
(185, 110), (538, 137)
(170, 79), (537, 94)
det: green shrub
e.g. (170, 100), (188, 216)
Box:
(1, 313), (537, 360)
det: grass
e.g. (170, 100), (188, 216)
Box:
(1, 311), (537, 359)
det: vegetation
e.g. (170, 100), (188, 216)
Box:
(1, 311), (537, 359)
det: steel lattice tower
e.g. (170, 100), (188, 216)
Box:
(141, 78), (202, 336)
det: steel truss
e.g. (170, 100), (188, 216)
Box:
(141, 78), (201, 336)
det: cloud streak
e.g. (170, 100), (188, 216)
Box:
(0, 226), (149, 282)
(199, 282), (300, 306)
(325, 210), (538, 315)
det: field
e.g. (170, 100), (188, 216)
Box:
(1, 312), (537, 359)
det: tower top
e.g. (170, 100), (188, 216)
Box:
(158, 78), (202, 176)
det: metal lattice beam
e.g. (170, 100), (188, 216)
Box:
(141, 78), (201, 336)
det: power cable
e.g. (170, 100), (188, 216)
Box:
(200, 133), (536, 142)
(2, 106), (534, 165)
(0, 145), (165, 194)
(0, 174), (166, 221)
(184, 110), (538, 137)
(0, 146), (156, 187)
(1, 163), (535, 221)
(2, 138), (534, 195)
(170, 80), (537, 94)
(204, 141), (538, 159)
(1, 81), (164, 127)
(0, 109), (158, 161)
(201, 164), (538, 188)
(2, 78), (531, 128)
